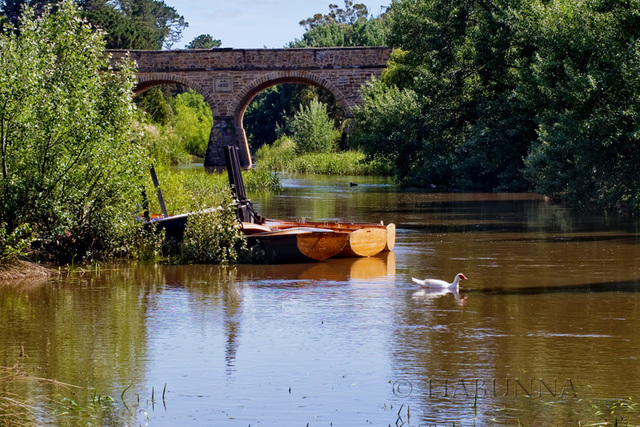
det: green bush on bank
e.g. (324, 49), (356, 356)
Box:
(0, 223), (32, 263)
(180, 202), (249, 264)
(288, 98), (339, 155)
(140, 89), (213, 166)
(0, 1), (146, 264)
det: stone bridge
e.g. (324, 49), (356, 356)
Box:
(108, 47), (391, 167)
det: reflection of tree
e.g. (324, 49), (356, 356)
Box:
(161, 265), (243, 375)
(0, 267), (158, 424)
(222, 285), (240, 375)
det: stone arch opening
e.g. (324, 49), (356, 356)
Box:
(131, 74), (216, 163)
(134, 74), (214, 107)
(226, 73), (353, 166)
(239, 81), (345, 153)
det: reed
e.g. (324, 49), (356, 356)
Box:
(0, 365), (84, 425)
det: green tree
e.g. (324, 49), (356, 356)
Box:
(186, 34), (221, 49)
(81, 0), (158, 49)
(170, 89), (213, 158)
(0, 0), (146, 261)
(290, 1), (388, 48)
(2, 0), (188, 49)
(298, 0), (370, 28)
(519, 0), (640, 211)
(136, 86), (172, 124)
(0, 0), (57, 27)
(352, 80), (422, 182)
(288, 98), (337, 154)
(354, 0), (536, 190)
(82, 0), (187, 49)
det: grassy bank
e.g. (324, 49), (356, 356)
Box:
(254, 137), (392, 175)
(0, 167), (281, 277)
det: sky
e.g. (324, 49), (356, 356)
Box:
(162, 0), (391, 49)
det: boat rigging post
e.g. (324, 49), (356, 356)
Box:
(223, 145), (264, 224)
(150, 165), (168, 218)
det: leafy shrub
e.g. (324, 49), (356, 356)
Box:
(0, 223), (33, 262)
(0, 1), (147, 263)
(288, 98), (338, 154)
(132, 225), (165, 262)
(180, 204), (249, 264)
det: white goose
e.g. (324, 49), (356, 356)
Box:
(412, 273), (468, 290)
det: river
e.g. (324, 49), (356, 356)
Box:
(1, 174), (640, 426)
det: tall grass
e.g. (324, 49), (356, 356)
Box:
(139, 166), (280, 264)
(144, 166), (280, 216)
(255, 137), (392, 175)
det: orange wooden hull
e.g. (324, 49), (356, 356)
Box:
(245, 219), (396, 258)
(245, 227), (349, 263)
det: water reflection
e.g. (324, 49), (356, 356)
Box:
(412, 288), (468, 306)
(3, 175), (640, 425)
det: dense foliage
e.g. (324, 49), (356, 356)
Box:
(140, 88), (213, 164)
(288, 98), (338, 155)
(1, 0), (188, 49)
(180, 204), (248, 264)
(0, 0), (146, 262)
(353, 0), (640, 212)
(518, 0), (640, 211)
(186, 34), (221, 49)
(355, 0), (536, 190)
(289, 0), (388, 47)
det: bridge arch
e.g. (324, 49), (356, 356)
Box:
(230, 71), (352, 120)
(109, 47), (391, 167)
(230, 72), (353, 157)
(132, 73), (217, 114)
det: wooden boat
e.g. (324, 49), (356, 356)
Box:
(246, 227), (349, 263)
(224, 144), (396, 262)
(243, 219), (395, 258)
(263, 219), (396, 256)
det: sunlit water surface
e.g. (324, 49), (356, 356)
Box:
(2, 174), (640, 425)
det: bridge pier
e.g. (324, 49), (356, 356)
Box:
(204, 117), (252, 169)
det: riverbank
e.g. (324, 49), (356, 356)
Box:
(254, 138), (392, 175)
(0, 259), (52, 281)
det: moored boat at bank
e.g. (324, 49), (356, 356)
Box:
(263, 219), (396, 255)
(246, 227), (350, 263)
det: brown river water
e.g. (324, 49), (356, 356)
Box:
(2, 173), (640, 426)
